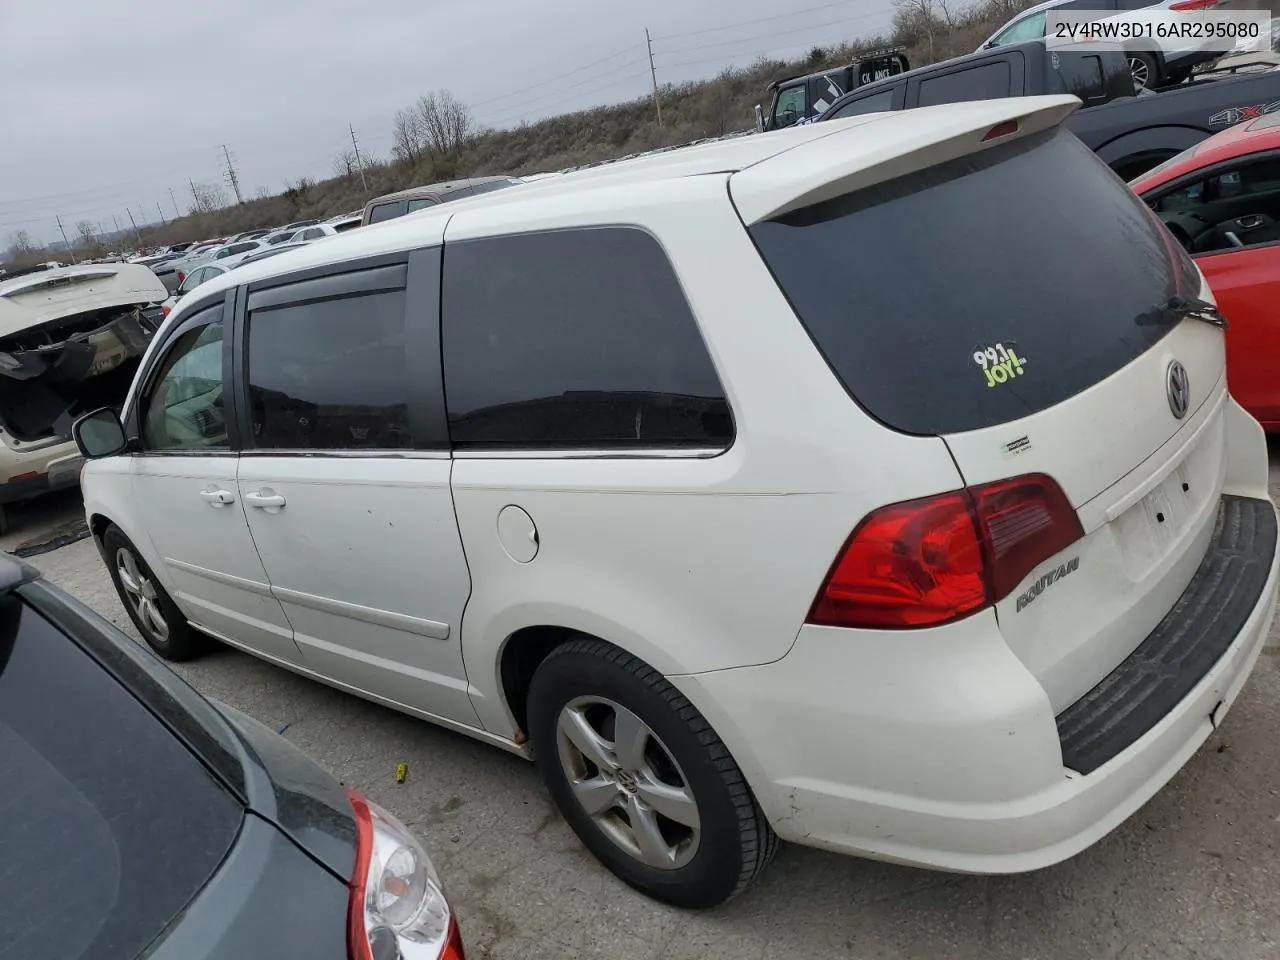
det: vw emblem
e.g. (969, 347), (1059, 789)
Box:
(1166, 360), (1190, 419)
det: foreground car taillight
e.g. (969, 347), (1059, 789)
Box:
(808, 473), (1083, 629)
(347, 789), (466, 960)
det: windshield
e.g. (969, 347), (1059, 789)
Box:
(749, 127), (1200, 435)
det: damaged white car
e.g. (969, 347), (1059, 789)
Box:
(0, 263), (166, 532)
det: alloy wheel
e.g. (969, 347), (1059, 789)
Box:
(116, 547), (170, 644)
(1128, 56), (1150, 89)
(555, 695), (701, 870)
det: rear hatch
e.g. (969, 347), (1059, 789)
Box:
(0, 264), (167, 442)
(738, 103), (1227, 712)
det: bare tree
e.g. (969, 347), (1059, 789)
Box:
(414, 89), (475, 158)
(254, 185), (270, 201)
(937, 0), (959, 58)
(8, 230), (36, 257)
(333, 147), (360, 180)
(187, 182), (227, 215)
(894, 0), (939, 61)
(75, 220), (98, 247)
(391, 107), (425, 165)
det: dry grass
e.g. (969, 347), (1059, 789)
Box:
(7, 0), (1034, 264)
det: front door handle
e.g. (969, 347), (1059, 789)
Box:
(244, 490), (286, 510)
(199, 487), (235, 506)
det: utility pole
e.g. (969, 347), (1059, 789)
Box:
(55, 215), (77, 263)
(646, 28), (663, 128)
(189, 178), (200, 206)
(222, 144), (244, 204)
(126, 208), (142, 247)
(169, 187), (181, 218)
(157, 203), (167, 225)
(111, 214), (122, 240)
(349, 123), (369, 193)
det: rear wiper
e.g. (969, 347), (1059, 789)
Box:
(1164, 294), (1228, 329)
(1137, 294), (1228, 330)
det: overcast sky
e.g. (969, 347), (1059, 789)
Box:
(0, 0), (896, 245)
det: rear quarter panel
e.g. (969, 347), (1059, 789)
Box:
(443, 175), (966, 736)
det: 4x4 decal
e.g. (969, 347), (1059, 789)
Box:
(1209, 99), (1280, 128)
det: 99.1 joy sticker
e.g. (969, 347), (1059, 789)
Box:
(973, 343), (1027, 388)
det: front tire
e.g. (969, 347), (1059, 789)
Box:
(102, 524), (207, 661)
(527, 637), (777, 908)
(1128, 50), (1159, 89)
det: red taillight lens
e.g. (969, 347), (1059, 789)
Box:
(348, 788), (466, 960)
(1169, 0), (1219, 9)
(161, 304), (171, 318)
(176, 271), (185, 283)
(808, 473), (1082, 630)
(968, 474), (1083, 602)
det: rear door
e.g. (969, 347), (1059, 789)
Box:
(740, 114), (1226, 713)
(233, 250), (480, 727)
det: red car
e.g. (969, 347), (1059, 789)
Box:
(1132, 112), (1280, 430)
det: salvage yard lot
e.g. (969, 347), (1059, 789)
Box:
(10, 461), (1280, 960)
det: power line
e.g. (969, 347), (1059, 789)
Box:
(480, 69), (652, 127)
(650, 0), (862, 41)
(657, 27), (888, 72)
(0, 161), (219, 210)
(470, 44), (644, 109)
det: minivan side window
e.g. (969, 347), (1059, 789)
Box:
(246, 288), (412, 451)
(917, 61), (1012, 106)
(141, 317), (227, 452)
(442, 227), (732, 450)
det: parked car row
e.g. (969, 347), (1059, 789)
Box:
(60, 95), (1279, 917)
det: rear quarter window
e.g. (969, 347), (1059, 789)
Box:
(749, 127), (1199, 436)
(916, 60), (1012, 106)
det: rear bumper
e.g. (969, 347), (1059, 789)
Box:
(674, 494), (1279, 873)
(0, 442), (83, 504)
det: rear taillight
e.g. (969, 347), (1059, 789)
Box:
(1169, 0), (1219, 9)
(176, 271), (185, 283)
(347, 789), (466, 960)
(807, 473), (1083, 630)
(161, 305), (171, 319)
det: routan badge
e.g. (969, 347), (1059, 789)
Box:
(973, 343), (1026, 388)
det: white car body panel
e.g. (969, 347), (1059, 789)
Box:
(80, 99), (1279, 875)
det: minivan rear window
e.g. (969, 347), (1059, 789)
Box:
(749, 127), (1200, 436)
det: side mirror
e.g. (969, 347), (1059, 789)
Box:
(73, 408), (128, 459)
(754, 104), (765, 133)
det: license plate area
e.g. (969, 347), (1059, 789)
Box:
(1111, 421), (1221, 581)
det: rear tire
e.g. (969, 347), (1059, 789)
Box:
(102, 524), (207, 661)
(527, 637), (777, 909)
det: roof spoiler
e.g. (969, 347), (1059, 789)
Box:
(731, 96), (1081, 225)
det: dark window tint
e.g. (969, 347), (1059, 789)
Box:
(750, 128), (1197, 435)
(0, 596), (240, 960)
(808, 73), (847, 115)
(1052, 51), (1135, 101)
(443, 227), (732, 450)
(1113, 0), (1152, 10)
(406, 197), (437, 212)
(368, 199), (408, 223)
(247, 289), (412, 450)
(917, 61), (1011, 106)
(828, 87), (897, 119)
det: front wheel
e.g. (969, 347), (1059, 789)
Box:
(102, 524), (207, 661)
(1128, 51), (1159, 89)
(527, 637), (777, 908)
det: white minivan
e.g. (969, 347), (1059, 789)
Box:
(71, 95), (1279, 909)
